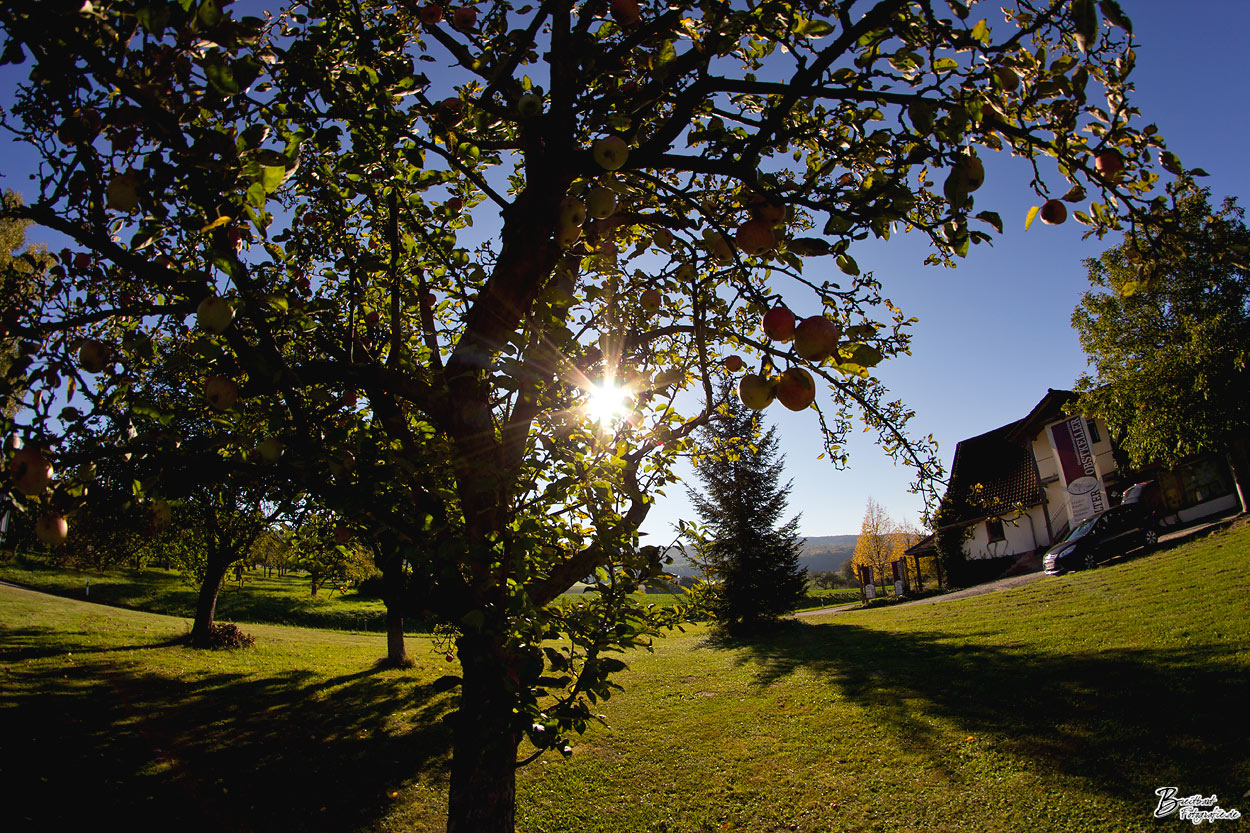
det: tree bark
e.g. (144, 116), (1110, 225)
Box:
(189, 554), (230, 649)
(382, 552), (410, 667)
(446, 635), (519, 833)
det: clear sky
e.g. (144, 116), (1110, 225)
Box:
(3, 1), (1248, 541)
(643, 0), (1250, 541)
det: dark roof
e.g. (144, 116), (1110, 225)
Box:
(904, 533), (936, 556)
(943, 417), (1044, 525)
(1004, 388), (1074, 444)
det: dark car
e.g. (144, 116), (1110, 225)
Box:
(1042, 483), (1160, 575)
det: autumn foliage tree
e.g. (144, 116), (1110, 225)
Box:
(852, 496), (904, 587)
(0, 0), (1191, 829)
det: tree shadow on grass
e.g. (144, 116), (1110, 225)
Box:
(0, 624), (455, 833)
(716, 620), (1250, 802)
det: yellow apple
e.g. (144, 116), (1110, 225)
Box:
(204, 375), (239, 410)
(196, 296), (235, 333)
(35, 513), (69, 547)
(738, 373), (776, 410)
(592, 136), (629, 171)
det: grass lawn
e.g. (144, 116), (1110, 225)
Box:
(2, 522), (1248, 832)
(0, 558), (399, 632)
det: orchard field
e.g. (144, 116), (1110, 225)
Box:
(3, 522), (1247, 832)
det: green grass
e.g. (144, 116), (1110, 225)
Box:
(2, 522), (1249, 832)
(0, 558), (401, 632)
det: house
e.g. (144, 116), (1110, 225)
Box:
(912, 389), (1244, 580)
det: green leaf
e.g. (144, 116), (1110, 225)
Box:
(1025, 205), (1041, 230)
(836, 254), (859, 276)
(804, 20), (833, 38)
(974, 211), (1003, 234)
(970, 19), (990, 44)
(1160, 151), (1182, 175)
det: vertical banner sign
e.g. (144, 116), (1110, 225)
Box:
(1048, 416), (1108, 525)
(892, 559), (909, 596)
(861, 564), (876, 600)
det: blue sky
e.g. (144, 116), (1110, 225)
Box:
(4, 1), (1248, 540)
(645, 0), (1250, 541)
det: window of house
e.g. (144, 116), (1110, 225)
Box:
(1087, 419), (1102, 444)
(985, 517), (1005, 542)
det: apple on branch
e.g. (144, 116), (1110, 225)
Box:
(35, 513), (69, 547)
(586, 186), (617, 220)
(8, 447), (53, 495)
(592, 136), (629, 171)
(196, 296), (235, 333)
(639, 288), (662, 312)
(517, 92), (543, 118)
(793, 316), (841, 362)
(776, 367), (816, 411)
(735, 219), (777, 256)
(738, 373), (776, 410)
(762, 306), (796, 343)
(204, 376), (240, 410)
(1040, 199), (1068, 225)
(77, 338), (111, 374)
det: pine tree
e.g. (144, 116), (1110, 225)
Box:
(687, 382), (807, 634)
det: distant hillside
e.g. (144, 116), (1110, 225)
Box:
(665, 534), (858, 577)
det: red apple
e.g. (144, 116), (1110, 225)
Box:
(334, 524), (352, 544)
(8, 447), (53, 495)
(775, 367), (816, 411)
(738, 373), (776, 410)
(609, 0), (641, 26)
(1040, 199), (1067, 225)
(735, 219), (777, 256)
(196, 296), (235, 333)
(793, 316), (841, 362)
(419, 3), (443, 24)
(77, 338), (111, 373)
(452, 5), (477, 28)
(446, 196), (463, 213)
(1095, 149), (1124, 178)
(437, 97), (464, 125)
(640, 288), (662, 312)
(204, 375), (239, 410)
(343, 390), (359, 408)
(723, 355), (744, 372)
(762, 306), (796, 342)
(364, 310), (382, 327)
(35, 513), (69, 547)
(748, 195), (786, 224)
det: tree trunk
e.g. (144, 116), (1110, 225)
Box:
(189, 555), (230, 649)
(381, 549), (410, 667)
(446, 635), (519, 833)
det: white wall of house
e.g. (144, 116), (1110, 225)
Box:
(961, 504), (1050, 561)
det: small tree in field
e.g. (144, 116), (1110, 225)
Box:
(1073, 183), (1250, 513)
(687, 381), (807, 633)
(0, 0), (1191, 828)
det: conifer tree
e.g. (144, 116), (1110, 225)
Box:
(687, 382), (806, 634)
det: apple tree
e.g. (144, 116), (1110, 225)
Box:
(0, 0), (1194, 829)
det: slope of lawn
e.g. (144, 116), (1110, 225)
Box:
(2, 521), (1248, 832)
(0, 558), (398, 631)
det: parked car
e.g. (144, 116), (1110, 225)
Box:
(1042, 484), (1160, 575)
